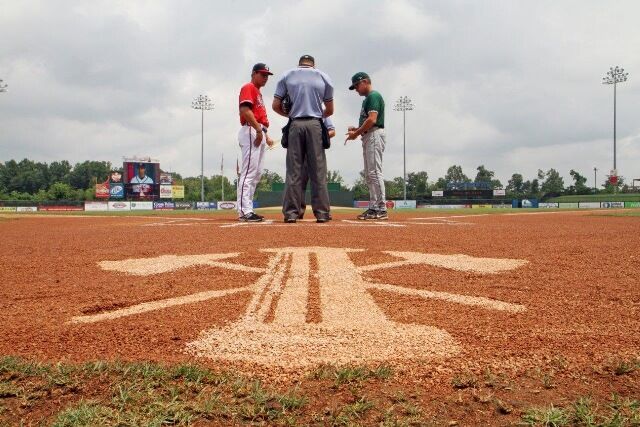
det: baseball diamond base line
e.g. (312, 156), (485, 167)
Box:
(72, 247), (527, 368)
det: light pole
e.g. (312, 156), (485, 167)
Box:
(393, 96), (414, 201)
(602, 66), (629, 177)
(0, 79), (7, 93)
(191, 95), (214, 202)
(593, 167), (598, 192)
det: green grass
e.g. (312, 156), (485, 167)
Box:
(521, 395), (640, 426)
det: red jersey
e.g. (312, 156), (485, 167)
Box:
(239, 83), (269, 128)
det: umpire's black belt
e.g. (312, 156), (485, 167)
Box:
(291, 116), (322, 121)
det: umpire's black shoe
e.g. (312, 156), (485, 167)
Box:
(284, 217), (297, 223)
(239, 213), (263, 222)
(316, 216), (331, 223)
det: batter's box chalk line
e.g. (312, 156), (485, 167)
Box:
(70, 247), (527, 367)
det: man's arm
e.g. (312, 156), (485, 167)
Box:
(272, 97), (288, 118)
(323, 100), (334, 118)
(239, 105), (264, 146)
(345, 111), (378, 142)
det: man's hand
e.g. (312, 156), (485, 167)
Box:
(344, 128), (359, 145)
(266, 135), (274, 147)
(254, 130), (264, 146)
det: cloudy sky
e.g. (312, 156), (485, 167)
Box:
(1, 0), (639, 187)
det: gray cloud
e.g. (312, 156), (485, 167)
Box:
(1, 0), (639, 187)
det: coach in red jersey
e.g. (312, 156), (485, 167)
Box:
(237, 63), (274, 222)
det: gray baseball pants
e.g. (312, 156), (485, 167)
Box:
(362, 127), (387, 212)
(283, 118), (330, 219)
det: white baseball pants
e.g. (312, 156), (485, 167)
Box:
(237, 125), (266, 217)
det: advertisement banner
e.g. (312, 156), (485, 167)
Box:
(125, 162), (159, 197)
(423, 204), (471, 209)
(431, 190), (444, 197)
(159, 172), (173, 185)
(601, 201), (624, 209)
(579, 202), (600, 209)
(394, 200), (417, 209)
(625, 201), (640, 208)
(39, 206), (83, 211)
(472, 204), (492, 209)
(16, 206), (38, 212)
(196, 202), (218, 210)
(493, 189), (506, 196)
(172, 185), (185, 199)
(153, 201), (175, 210)
(108, 201), (131, 211)
(559, 202), (579, 209)
(217, 201), (238, 210)
(95, 182), (110, 199)
(130, 201), (154, 211)
(160, 185), (173, 199)
(539, 202), (559, 208)
(0, 206), (17, 212)
(174, 201), (193, 210)
(84, 201), (109, 212)
(492, 204), (512, 208)
(521, 199), (539, 208)
(109, 183), (125, 199)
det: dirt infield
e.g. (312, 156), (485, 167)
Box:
(0, 209), (639, 424)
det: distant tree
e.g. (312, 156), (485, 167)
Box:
(406, 171), (429, 199)
(444, 165), (470, 185)
(327, 170), (349, 191)
(567, 169), (590, 195)
(506, 173), (524, 197)
(474, 165), (494, 183)
(48, 182), (75, 200)
(48, 161), (72, 185)
(257, 169), (284, 193)
(540, 168), (565, 195)
(69, 161), (112, 190)
(431, 177), (448, 191)
(351, 170), (368, 200)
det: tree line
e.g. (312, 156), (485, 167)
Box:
(0, 158), (630, 201)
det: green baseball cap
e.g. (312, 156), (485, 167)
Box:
(349, 72), (370, 90)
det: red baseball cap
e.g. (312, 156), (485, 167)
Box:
(252, 63), (273, 75)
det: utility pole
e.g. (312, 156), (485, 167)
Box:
(191, 95), (214, 202)
(393, 96), (414, 201)
(593, 167), (598, 192)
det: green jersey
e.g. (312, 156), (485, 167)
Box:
(359, 90), (385, 128)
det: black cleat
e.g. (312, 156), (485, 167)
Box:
(375, 211), (388, 220)
(284, 217), (297, 223)
(239, 213), (263, 222)
(357, 209), (377, 220)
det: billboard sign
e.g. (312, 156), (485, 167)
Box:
(95, 182), (110, 199)
(125, 162), (159, 197)
(625, 201), (640, 208)
(110, 183), (124, 199)
(110, 171), (123, 184)
(130, 201), (154, 211)
(172, 185), (185, 199)
(16, 206), (38, 212)
(159, 172), (173, 185)
(432, 190), (444, 197)
(84, 201), (109, 212)
(493, 189), (506, 196)
(394, 200), (417, 209)
(39, 206), (83, 211)
(108, 201), (130, 211)
(559, 203), (579, 209)
(160, 185), (173, 199)
(218, 201), (238, 210)
(0, 206), (17, 212)
(196, 202), (217, 210)
(174, 202), (193, 210)
(422, 204), (471, 209)
(153, 201), (175, 210)
(539, 202), (559, 208)
(579, 202), (600, 209)
(601, 201), (624, 209)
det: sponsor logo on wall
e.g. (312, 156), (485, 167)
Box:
(625, 201), (640, 208)
(559, 202), (579, 209)
(85, 201), (109, 212)
(16, 206), (38, 212)
(110, 184), (124, 199)
(578, 202), (600, 209)
(601, 201), (624, 209)
(218, 201), (238, 210)
(538, 202), (559, 208)
(172, 186), (185, 199)
(130, 202), (154, 211)
(431, 190), (444, 197)
(0, 206), (17, 212)
(394, 200), (417, 209)
(174, 202), (193, 210)
(196, 202), (218, 210)
(493, 189), (506, 196)
(95, 183), (110, 199)
(108, 201), (131, 211)
(39, 206), (84, 211)
(160, 185), (173, 199)
(153, 201), (175, 210)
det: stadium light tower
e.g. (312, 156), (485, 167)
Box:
(602, 66), (629, 177)
(192, 94), (214, 202)
(0, 79), (7, 93)
(394, 96), (414, 201)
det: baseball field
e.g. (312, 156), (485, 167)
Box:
(0, 208), (639, 425)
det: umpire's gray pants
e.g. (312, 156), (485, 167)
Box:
(362, 127), (387, 211)
(283, 119), (330, 219)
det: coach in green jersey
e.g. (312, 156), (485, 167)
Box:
(345, 72), (388, 220)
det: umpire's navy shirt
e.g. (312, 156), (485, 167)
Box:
(274, 66), (334, 119)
